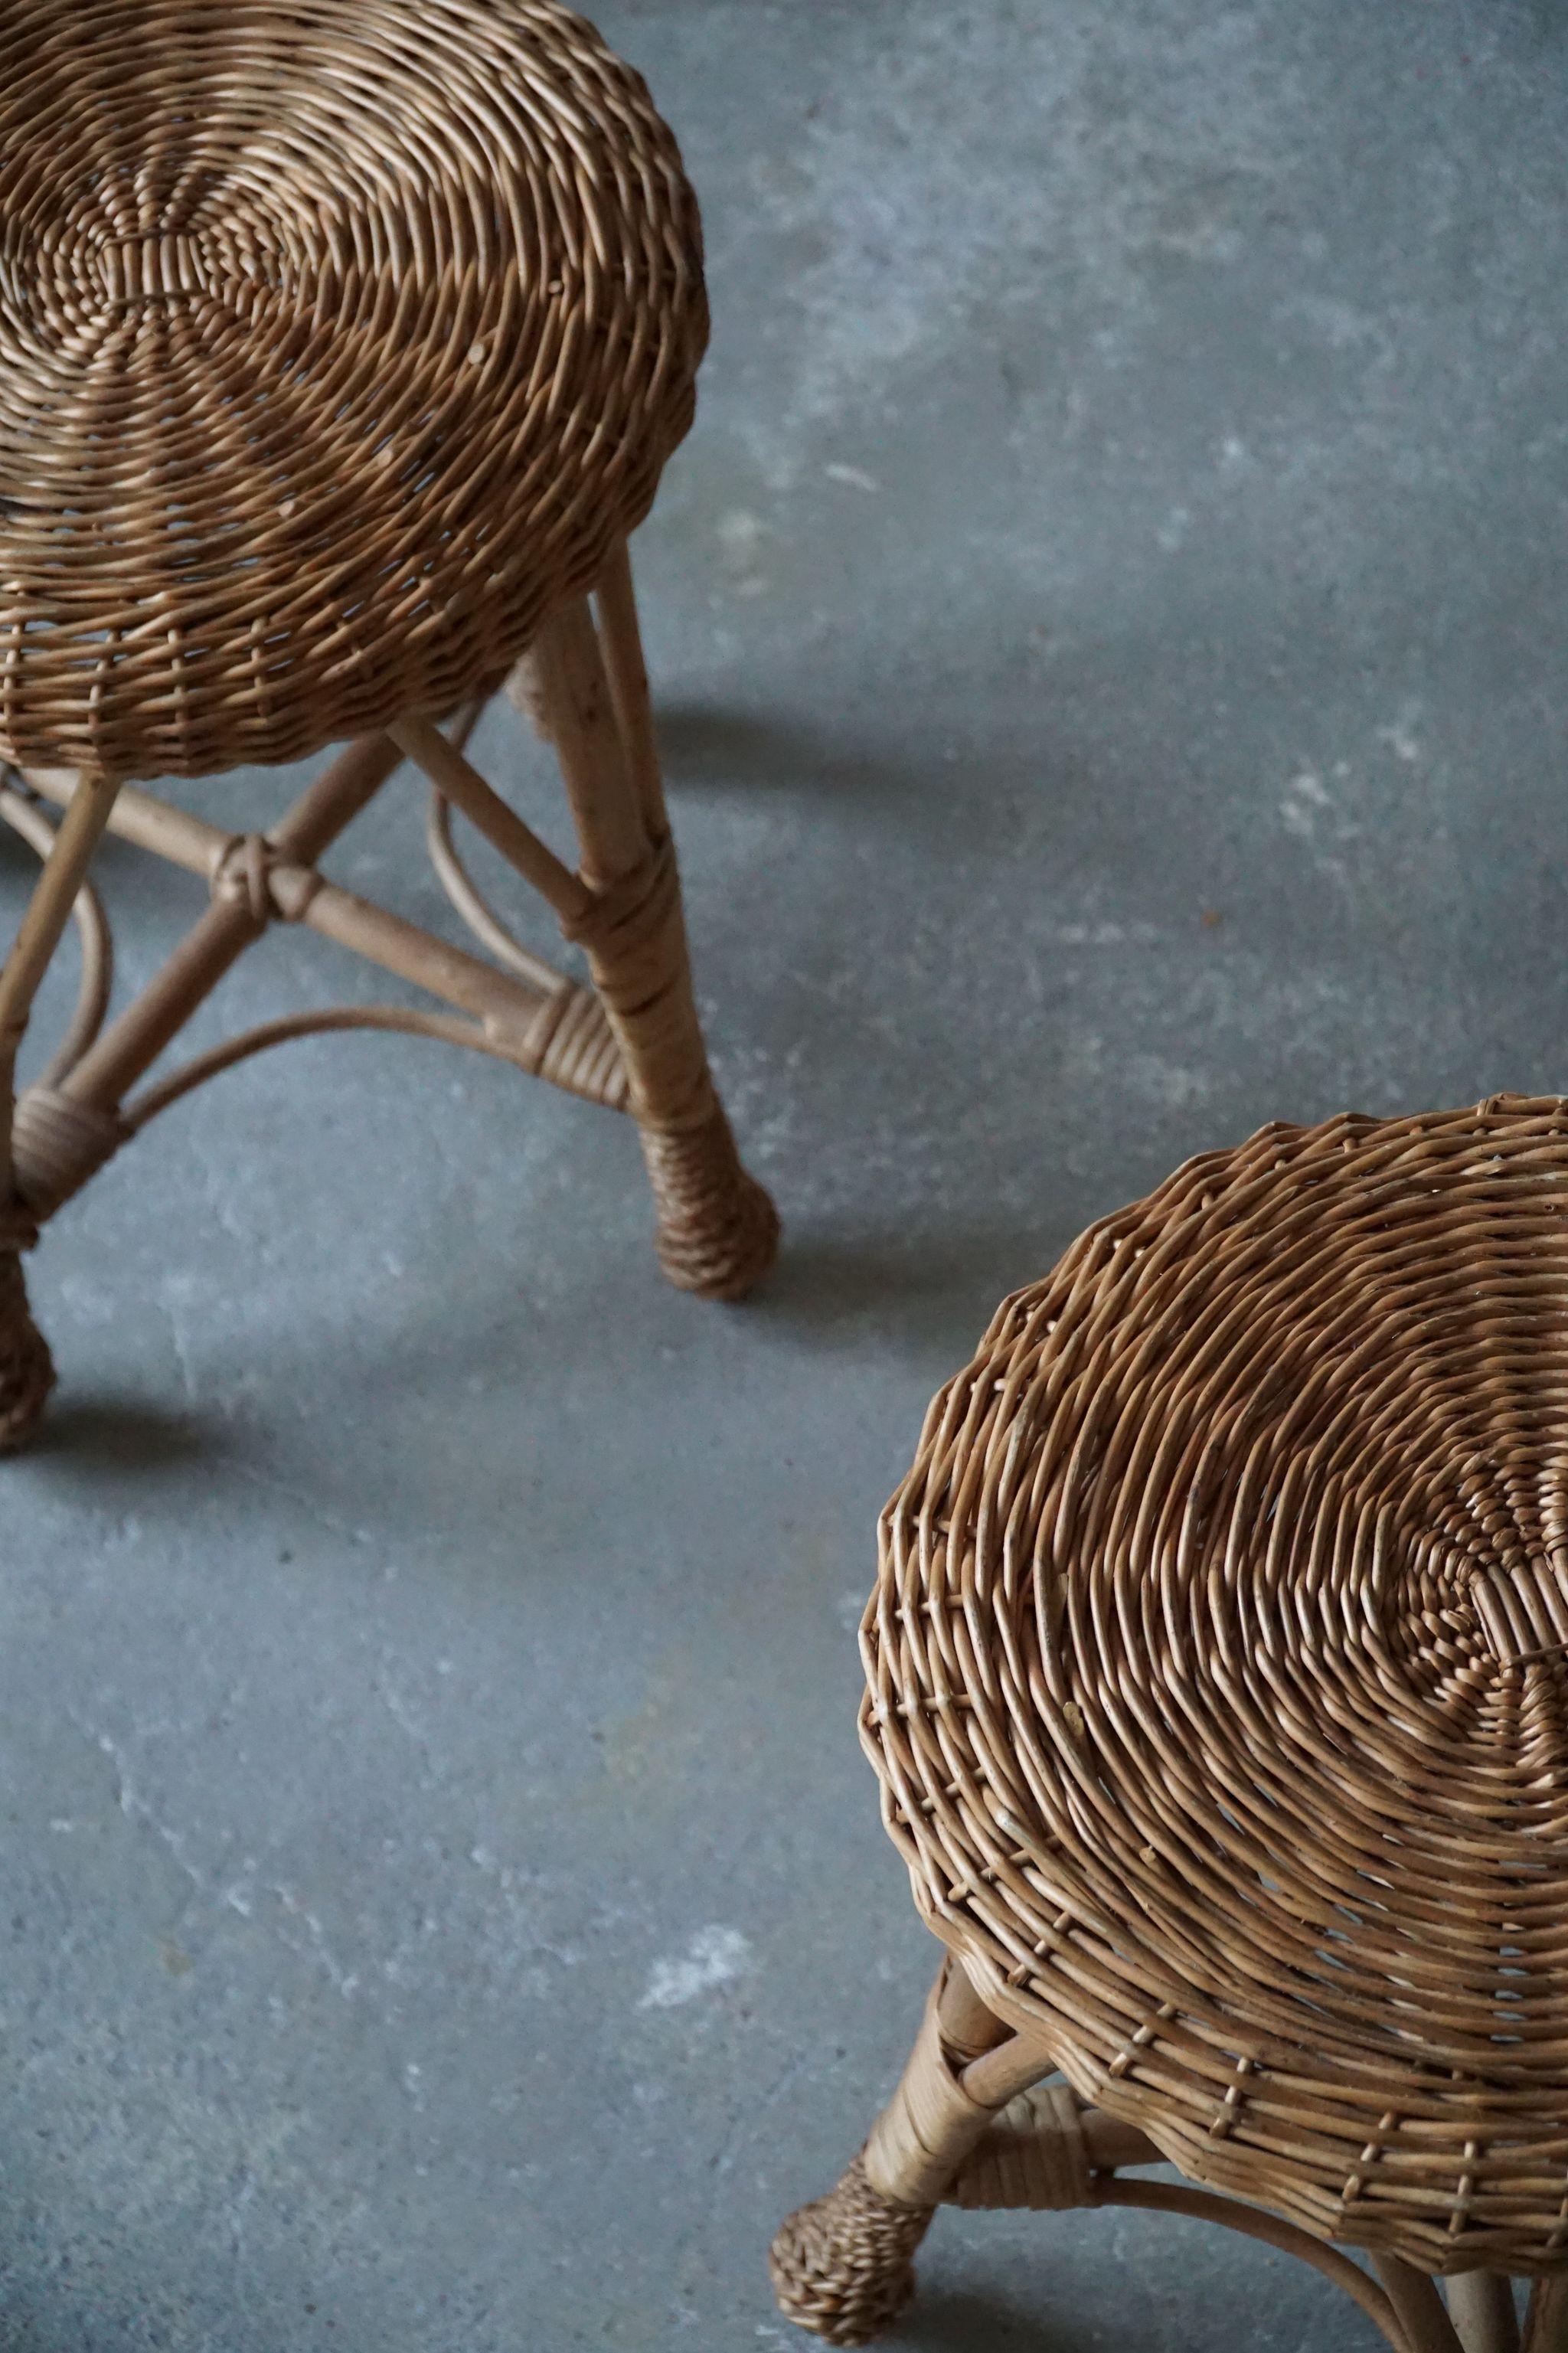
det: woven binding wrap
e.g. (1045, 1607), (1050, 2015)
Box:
(864, 1093), (1568, 2276)
(562, 837), (779, 1296)
(948, 2082), (1096, 2211)
(862, 1981), (994, 2208)
(0, 0), (707, 780)
(11, 1087), (127, 1217)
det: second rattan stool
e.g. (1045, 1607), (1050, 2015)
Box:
(0, 0), (779, 1446)
(773, 1096), (1568, 2352)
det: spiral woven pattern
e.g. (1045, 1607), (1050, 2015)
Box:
(767, 2155), (929, 2348)
(864, 1095), (1568, 2273)
(0, 0), (706, 779)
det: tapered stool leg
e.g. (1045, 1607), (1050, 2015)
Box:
(0, 773), (119, 1446)
(530, 553), (779, 1300)
(0, 1247), (51, 1452)
(1525, 2279), (1568, 2351)
(1374, 2259), (1467, 2353)
(1449, 2274), (1522, 2353)
(770, 1962), (1031, 2347)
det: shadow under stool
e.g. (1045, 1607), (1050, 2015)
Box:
(0, 0), (778, 1446)
(773, 1095), (1568, 2353)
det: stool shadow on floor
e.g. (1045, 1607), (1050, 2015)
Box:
(655, 703), (913, 809)
(892, 2281), (1098, 2351)
(656, 704), (811, 791)
(24, 1396), (209, 1478)
(753, 1224), (1078, 1361)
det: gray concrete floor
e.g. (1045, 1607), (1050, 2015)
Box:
(2, 1), (1564, 2345)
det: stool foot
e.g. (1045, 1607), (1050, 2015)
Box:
(769, 2152), (933, 2347)
(641, 1105), (780, 1299)
(0, 1250), (54, 1449)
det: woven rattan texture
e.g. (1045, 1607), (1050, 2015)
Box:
(0, 0), (706, 779)
(864, 1095), (1568, 2275)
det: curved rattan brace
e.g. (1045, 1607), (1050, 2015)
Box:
(1098, 2181), (1414, 2351)
(420, 692), (570, 989)
(425, 789), (565, 994)
(0, 780), (113, 1087)
(0, 781), (119, 1425)
(121, 992), (626, 1129)
(0, 771), (119, 1446)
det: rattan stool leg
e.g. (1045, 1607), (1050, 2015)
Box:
(1525, 2279), (1568, 2351)
(1374, 2259), (1467, 2353)
(0, 1247), (52, 1452)
(1449, 2274), (1523, 2353)
(769, 1962), (1034, 2346)
(532, 557), (779, 1301)
(0, 773), (119, 1446)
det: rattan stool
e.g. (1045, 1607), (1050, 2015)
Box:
(773, 1096), (1568, 2352)
(0, 0), (778, 1444)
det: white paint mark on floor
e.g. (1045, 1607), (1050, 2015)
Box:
(1377, 714), (1422, 763)
(717, 508), (767, 556)
(1157, 503), (1191, 552)
(1282, 770), (1331, 834)
(825, 462), (880, 492)
(1056, 918), (1158, 946)
(639, 1926), (753, 2010)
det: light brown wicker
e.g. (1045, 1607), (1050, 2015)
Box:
(0, 0), (777, 1443)
(773, 1097), (1568, 2353)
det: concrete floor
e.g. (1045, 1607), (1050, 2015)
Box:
(2, 1), (1565, 2345)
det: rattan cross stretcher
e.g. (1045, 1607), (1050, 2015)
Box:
(0, 0), (778, 1443)
(774, 1097), (1568, 2352)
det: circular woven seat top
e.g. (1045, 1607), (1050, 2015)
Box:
(0, 0), (704, 782)
(865, 1096), (1568, 2273)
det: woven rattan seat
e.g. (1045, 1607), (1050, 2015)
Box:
(0, 0), (776, 1445)
(0, 0), (705, 781)
(774, 1096), (1568, 2350)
